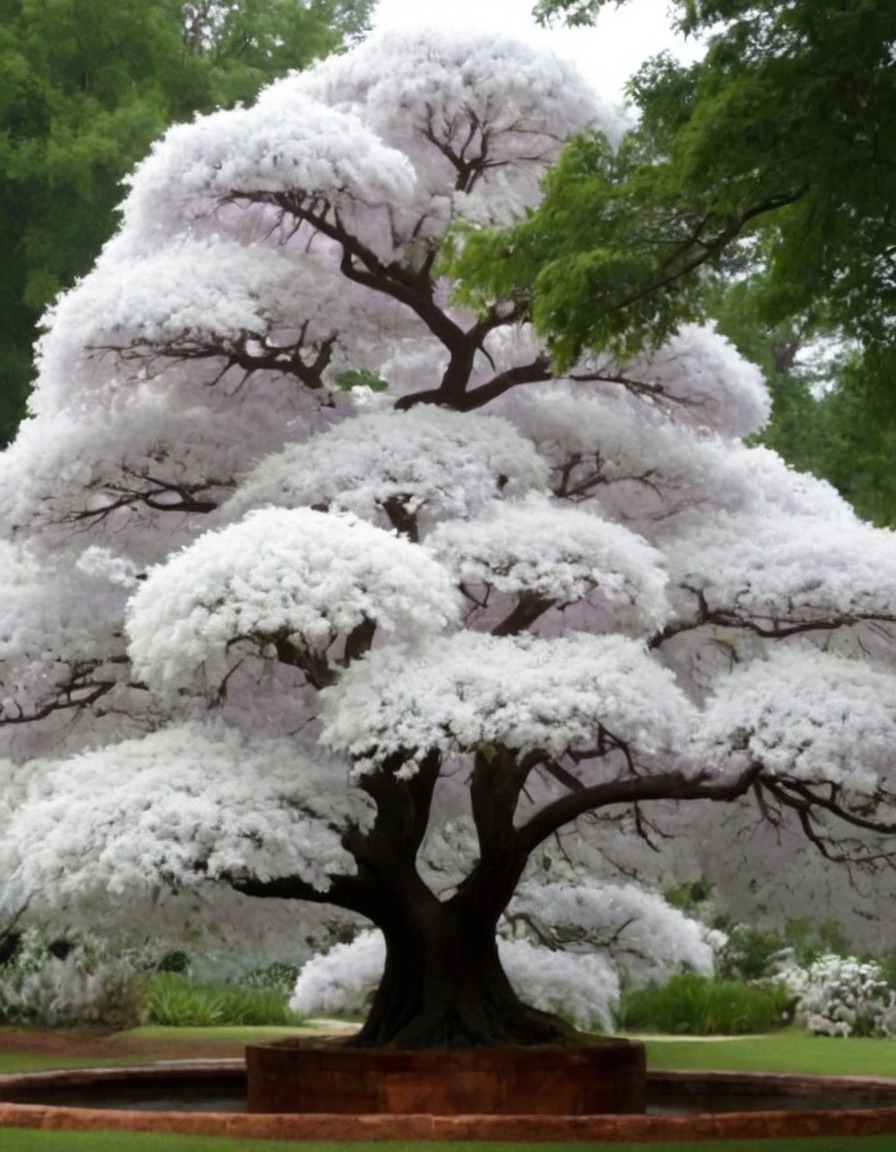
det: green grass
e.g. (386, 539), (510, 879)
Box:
(5, 1025), (896, 1078)
(642, 1028), (896, 1077)
(3, 1138), (896, 1152)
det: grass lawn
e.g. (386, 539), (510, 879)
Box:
(4, 1137), (896, 1152)
(641, 1028), (896, 1078)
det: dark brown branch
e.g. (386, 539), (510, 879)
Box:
(608, 185), (809, 317)
(343, 617), (377, 666)
(764, 777), (896, 837)
(381, 497), (419, 541)
(516, 764), (761, 858)
(491, 592), (555, 637)
(273, 634), (337, 689)
(395, 355), (552, 412)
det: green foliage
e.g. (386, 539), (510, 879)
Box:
(706, 269), (896, 526)
(464, 0), (896, 412)
(156, 949), (191, 974)
(877, 950), (896, 991)
(783, 918), (852, 968)
(451, 128), (710, 369)
(534, 0), (606, 26)
(239, 961), (301, 993)
(0, 0), (374, 446)
(717, 925), (789, 983)
(145, 972), (302, 1027)
(334, 368), (390, 393)
(664, 878), (714, 914)
(618, 972), (792, 1035)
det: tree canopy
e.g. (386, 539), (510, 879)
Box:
(1, 29), (896, 1050)
(0, 0), (373, 445)
(458, 0), (896, 381)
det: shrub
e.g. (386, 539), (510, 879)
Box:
(617, 971), (792, 1035)
(146, 972), (302, 1026)
(241, 961), (300, 995)
(0, 931), (147, 1029)
(780, 954), (896, 1038)
(156, 950), (191, 974)
(717, 924), (790, 982)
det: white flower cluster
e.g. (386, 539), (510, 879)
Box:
(0, 931), (146, 1029)
(222, 408), (549, 530)
(779, 954), (896, 1038)
(127, 508), (460, 692)
(694, 649), (896, 792)
(290, 929), (621, 1032)
(321, 631), (694, 776)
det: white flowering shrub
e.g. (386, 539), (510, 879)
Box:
(291, 930), (621, 1032)
(780, 953), (896, 1038)
(290, 931), (385, 1019)
(0, 931), (148, 1029)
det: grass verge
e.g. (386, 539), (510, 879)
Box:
(642, 1028), (896, 1078)
(3, 1135), (896, 1152)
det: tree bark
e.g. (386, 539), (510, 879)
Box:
(349, 900), (573, 1050)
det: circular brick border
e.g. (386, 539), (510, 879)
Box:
(246, 1037), (646, 1115)
(3, 1064), (896, 1141)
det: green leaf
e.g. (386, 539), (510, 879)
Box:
(334, 369), (390, 393)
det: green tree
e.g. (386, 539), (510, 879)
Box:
(453, 0), (896, 523)
(710, 277), (896, 526)
(0, 0), (372, 445)
(456, 0), (896, 373)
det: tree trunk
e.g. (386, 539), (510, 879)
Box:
(349, 902), (574, 1049)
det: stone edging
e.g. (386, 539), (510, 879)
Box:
(3, 1064), (896, 1141)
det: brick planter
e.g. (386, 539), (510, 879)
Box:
(245, 1037), (646, 1115)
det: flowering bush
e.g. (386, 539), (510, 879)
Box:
(0, 931), (148, 1029)
(291, 929), (621, 1032)
(781, 953), (896, 1037)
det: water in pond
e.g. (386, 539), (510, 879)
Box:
(0, 1072), (247, 1113)
(4, 1072), (896, 1115)
(649, 1085), (896, 1115)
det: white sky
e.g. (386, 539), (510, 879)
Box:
(371, 0), (701, 104)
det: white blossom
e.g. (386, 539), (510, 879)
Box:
(127, 508), (460, 692)
(427, 494), (671, 634)
(9, 725), (374, 909)
(694, 648), (896, 795)
(222, 407), (549, 530)
(321, 631), (695, 775)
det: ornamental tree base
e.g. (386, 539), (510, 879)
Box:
(245, 1037), (646, 1115)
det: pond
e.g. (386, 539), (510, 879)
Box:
(4, 1066), (896, 1115)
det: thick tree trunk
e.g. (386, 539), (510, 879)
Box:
(349, 903), (574, 1049)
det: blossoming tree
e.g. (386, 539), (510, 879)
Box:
(1, 29), (896, 1048)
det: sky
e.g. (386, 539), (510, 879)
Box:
(371, 0), (701, 105)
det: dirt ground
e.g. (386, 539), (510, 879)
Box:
(0, 1027), (250, 1062)
(0, 1020), (358, 1065)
